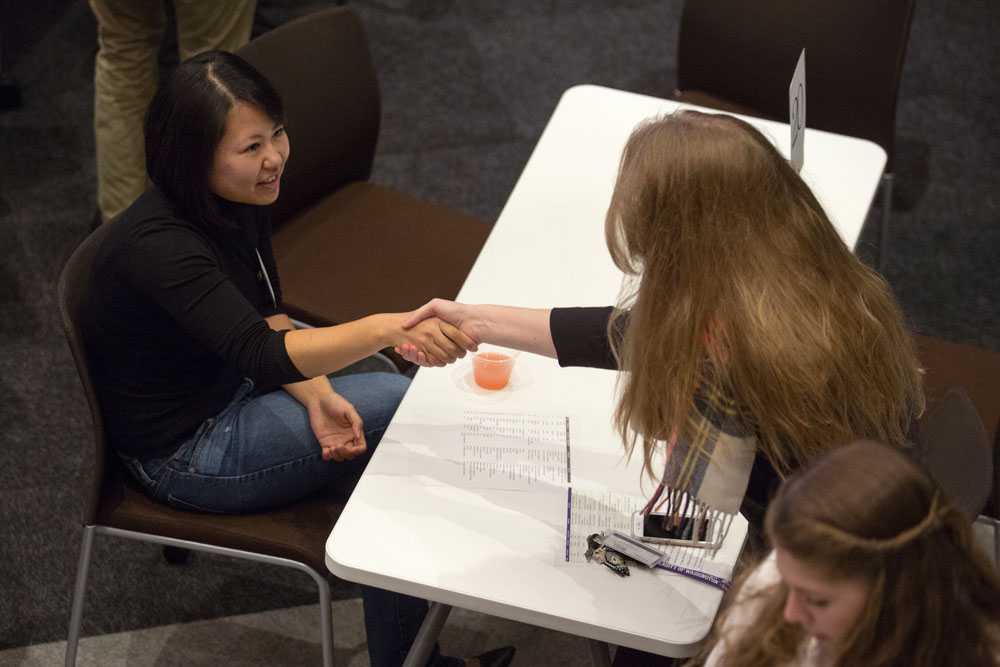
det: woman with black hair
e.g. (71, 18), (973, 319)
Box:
(81, 50), (512, 667)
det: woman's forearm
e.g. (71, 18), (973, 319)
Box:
(275, 313), (399, 379)
(400, 299), (557, 359)
(275, 310), (473, 378)
(472, 305), (557, 358)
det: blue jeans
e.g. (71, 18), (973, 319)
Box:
(122, 373), (409, 513)
(121, 372), (461, 666)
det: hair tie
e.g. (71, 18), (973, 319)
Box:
(818, 491), (944, 551)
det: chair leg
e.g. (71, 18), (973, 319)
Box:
(300, 564), (335, 667)
(317, 577), (334, 667)
(65, 525), (96, 667)
(878, 172), (894, 272)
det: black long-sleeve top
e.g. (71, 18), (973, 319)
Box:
(82, 187), (307, 459)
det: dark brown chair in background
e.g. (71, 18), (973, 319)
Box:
(60, 220), (344, 667)
(916, 386), (992, 521)
(673, 0), (916, 268)
(237, 6), (492, 369)
(915, 334), (1000, 567)
(916, 335), (1000, 456)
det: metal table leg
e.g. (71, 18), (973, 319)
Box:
(587, 638), (613, 667)
(402, 602), (453, 667)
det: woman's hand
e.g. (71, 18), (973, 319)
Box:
(397, 314), (477, 367)
(401, 299), (484, 339)
(397, 300), (483, 365)
(307, 391), (367, 461)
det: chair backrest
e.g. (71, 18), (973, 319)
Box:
(914, 333), (1000, 519)
(917, 387), (992, 522)
(676, 0), (915, 169)
(237, 6), (380, 226)
(57, 221), (118, 526)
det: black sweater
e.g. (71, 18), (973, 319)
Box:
(82, 187), (307, 459)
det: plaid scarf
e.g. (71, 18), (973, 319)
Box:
(641, 382), (757, 551)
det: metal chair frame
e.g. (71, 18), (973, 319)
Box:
(66, 526), (335, 666)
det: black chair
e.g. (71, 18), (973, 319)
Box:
(915, 335), (1000, 462)
(60, 220), (345, 667)
(673, 0), (916, 267)
(237, 6), (492, 370)
(917, 386), (992, 522)
(914, 334), (1000, 566)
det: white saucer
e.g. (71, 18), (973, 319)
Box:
(451, 361), (533, 401)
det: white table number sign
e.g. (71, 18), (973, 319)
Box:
(789, 48), (806, 172)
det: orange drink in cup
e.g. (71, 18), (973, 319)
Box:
(472, 348), (518, 390)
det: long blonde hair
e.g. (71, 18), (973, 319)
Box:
(604, 111), (923, 478)
(703, 440), (1000, 667)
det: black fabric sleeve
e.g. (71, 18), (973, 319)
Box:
(549, 306), (621, 370)
(122, 221), (306, 387)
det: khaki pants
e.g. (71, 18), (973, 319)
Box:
(90, 0), (257, 222)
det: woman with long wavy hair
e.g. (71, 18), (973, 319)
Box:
(400, 110), (923, 541)
(700, 440), (1000, 667)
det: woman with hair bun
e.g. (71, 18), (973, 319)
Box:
(700, 440), (1000, 667)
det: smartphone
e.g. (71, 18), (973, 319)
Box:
(631, 511), (718, 548)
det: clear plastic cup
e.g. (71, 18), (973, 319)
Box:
(472, 347), (519, 390)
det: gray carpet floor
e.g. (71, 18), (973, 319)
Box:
(1, 0), (998, 660)
(0, 600), (594, 666)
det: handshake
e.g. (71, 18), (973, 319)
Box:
(393, 299), (483, 367)
(393, 299), (554, 368)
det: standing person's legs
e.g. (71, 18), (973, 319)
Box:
(172, 0), (257, 62)
(89, 0), (166, 222)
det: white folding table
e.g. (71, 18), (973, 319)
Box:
(325, 85), (886, 665)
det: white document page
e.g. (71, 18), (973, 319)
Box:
(461, 409), (571, 486)
(376, 407), (571, 491)
(565, 488), (642, 563)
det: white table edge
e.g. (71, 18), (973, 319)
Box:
(325, 547), (708, 658)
